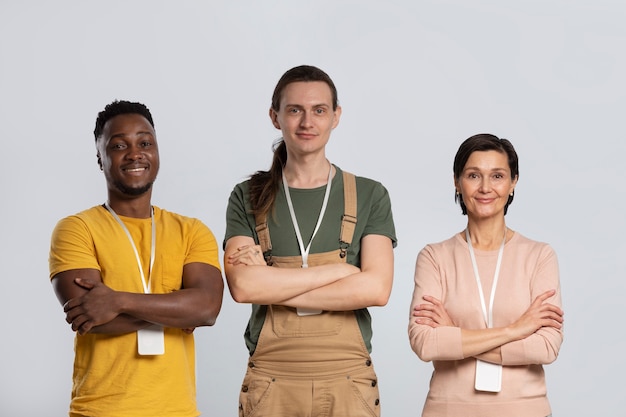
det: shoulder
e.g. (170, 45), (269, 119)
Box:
(154, 206), (204, 223)
(414, 234), (462, 268)
(510, 231), (555, 254)
(418, 233), (460, 259)
(53, 205), (107, 230)
(335, 166), (389, 196)
(154, 206), (214, 234)
(507, 231), (559, 269)
(421, 234), (462, 255)
(228, 179), (252, 200)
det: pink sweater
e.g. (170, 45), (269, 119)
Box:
(408, 232), (563, 417)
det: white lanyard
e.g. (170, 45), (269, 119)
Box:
(465, 228), (506, 328)
(104, 202), (156, 294)
(282, 161), (333, 268)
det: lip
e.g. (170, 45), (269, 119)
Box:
(122, 164), (149, 174)
(296, 131), (317, 140)
(475, 198), (495, 204)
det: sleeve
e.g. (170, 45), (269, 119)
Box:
(49, 215), (100, 279)
(361, 181), (397, 247)
(223, 182), (256, 249)
(408, 245), (464, 362)
(186, 219), (222, 271)
(501, 244), (563, 365)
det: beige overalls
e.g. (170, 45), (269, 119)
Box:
(238, 171), (381, 417)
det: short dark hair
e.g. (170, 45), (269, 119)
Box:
(93, 100), (154, 141)
(271, 65), (338, 111)
(453, 133), (519, 215)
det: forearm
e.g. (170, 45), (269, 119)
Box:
(473, 347), (502, 363)
(280, 269), (392, 310)
(282, 234), (394, 311)
(226, 263), (354, 304)
(117, 289), (219, 328)
(460, 326), (517, 358)
(88, 314), (152, 334)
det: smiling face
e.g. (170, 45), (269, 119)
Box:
(455, 150), (517, 221)
(269, 81), (341, 159)
(96, 113), (159, 199)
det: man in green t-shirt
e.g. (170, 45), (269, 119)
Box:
(224, 65), (397, 417)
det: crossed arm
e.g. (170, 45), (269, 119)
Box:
(408, 246), (564, 365)
(52, 263), (224, 335)
(412, 291), (563, 363)
(224, 233), (394, 310)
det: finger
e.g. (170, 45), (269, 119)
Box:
(414, 309), (439, 320)
(415, 318), (438, 328)
(539, 304), (564, 319)
(78, 321), (93, 335)
(547, 304), (564, 317)
(544, 311), (564, 323)
(71, 315), (89, 333)
(74, 278), (96, 290)
(65, 307), (82, 323)
(535, 289), (557, 304)
(422, 295), (443, 306)
(540, 318), (562, 329)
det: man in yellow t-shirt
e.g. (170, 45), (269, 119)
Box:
(49, 100), (224, 417)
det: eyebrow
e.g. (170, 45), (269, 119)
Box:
(463, 166), (508, 172)
(284, 103), (331, 108)
(109, 131), (154, 139)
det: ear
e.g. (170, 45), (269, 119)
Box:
(332, 105), (342, 129)
(510, 174), (519, 193)
(269, 108), (281, 130)
(97, 152), (103, 171)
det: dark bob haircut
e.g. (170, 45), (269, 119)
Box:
(453, 133), (519, 215)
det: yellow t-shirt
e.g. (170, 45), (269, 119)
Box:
(49, 205), (221, 417)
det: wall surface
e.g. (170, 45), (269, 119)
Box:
(1, 1), (624, 415)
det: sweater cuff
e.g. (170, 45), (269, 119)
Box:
(436, 326), (464, 360)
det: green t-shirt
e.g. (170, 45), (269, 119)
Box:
(224, 166), (397, 355)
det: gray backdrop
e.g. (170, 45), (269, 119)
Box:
(1, 0), (624, 415)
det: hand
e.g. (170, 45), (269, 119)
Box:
(228, 244), (267, 266)
(509, 289), (564, 340)
(63, 278), (121, 335)
(413, 295), (455, 328)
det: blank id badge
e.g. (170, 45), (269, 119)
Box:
(296, 308), (323, 316)
(137, 324), (165, 355)
(475, 359), (502, 392)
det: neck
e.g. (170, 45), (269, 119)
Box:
(106, 193), (153, 218)
(283, 157), (333, 189)
(465, 217), (509, 251)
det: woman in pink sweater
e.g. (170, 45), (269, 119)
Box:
(408, 134), (564, 417)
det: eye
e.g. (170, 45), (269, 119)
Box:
(288, 107), (300, 114)
(141, 141), (153, 148)
(315, 108), (326, 114)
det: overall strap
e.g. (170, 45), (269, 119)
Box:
(254, 218), (272, 254)
(254, 170), (358, 263)
(339, 171), (357, 257)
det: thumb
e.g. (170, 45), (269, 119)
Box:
(74, 277), (96, 290)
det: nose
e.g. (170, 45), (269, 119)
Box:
(478, 177), (490, 192)
(299, 110), (313, 127)
(126, 145), (145, 161)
